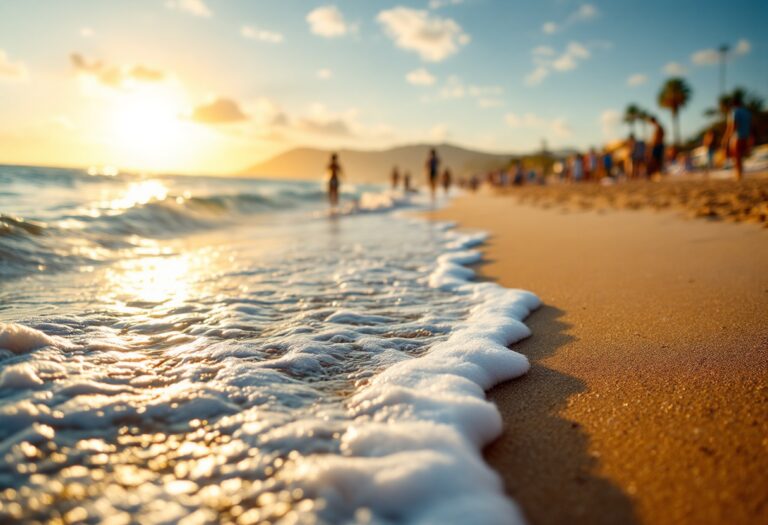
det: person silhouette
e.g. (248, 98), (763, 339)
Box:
(391, 166), (400, 189)
(425, 148), (440, 199)
(327, 153), (342, 207)
(441, 168), (452, 194)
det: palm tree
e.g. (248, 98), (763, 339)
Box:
(623, 104), (641, 134)
(658, 78), (692, 146)
(703, 87), (764, 120)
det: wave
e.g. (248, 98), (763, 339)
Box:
(0, 182), (331, 279)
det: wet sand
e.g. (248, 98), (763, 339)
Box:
(430, 194), (768, 525)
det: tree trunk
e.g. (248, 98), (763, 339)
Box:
(672, 108), (680, 146)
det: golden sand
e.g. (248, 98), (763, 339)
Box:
(430, 194), (768, 525)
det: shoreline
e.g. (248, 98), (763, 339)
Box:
(430, 194), (768, 525)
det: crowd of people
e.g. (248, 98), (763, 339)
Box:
(322, 92), (756, 206)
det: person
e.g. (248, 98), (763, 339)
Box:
(702, 130), (716, 176)
(403, 171), (413, 192)
(391, 166), (400, 189)
(441, 168), (452, 194)
(425, 148), (440, 199)
(571, 154), (584, 183)
(722, 92), (752, 181)
(625, 134), (636, 179)
(327, 152), (342, 207)
(632, 134), (647, 179)
(602, 149), (614, 179)
(648, 116), (665, 178)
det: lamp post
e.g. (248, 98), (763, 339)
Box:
(718, 44), (730, 97)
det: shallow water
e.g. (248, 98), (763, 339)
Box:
(0, 166), (538, 524)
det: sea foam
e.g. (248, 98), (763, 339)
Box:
(0, 174), (539, 524)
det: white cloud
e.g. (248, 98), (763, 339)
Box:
(600, 109), (621, 140)
(429, 0), (464, 9)
(377, 7), (470, 62)
(430, 123), (450, 141)
(691, 49), (720, 66)
(0, 50), (28, 81)
(542, 3), (599, 34)
(542, 22), (558, 34)
(505, 112), (570, 138)
(406, 68), (436, 86)
(692, 39), (751, 67)
(434, 76), (503, 107)
(526, 42), (590, 85)
(316, 68), (333, 80)
(525, 66), (549, 86)
(80, 27), (94, 38)
(165, 0), (211, 18)
(241, 26), (284, 44)
(627, 73), (647, 87)
(734, 39), (751, 56)
(307, 5), (348, 38)
(663, 61), (687, 75)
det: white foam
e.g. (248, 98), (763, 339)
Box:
(0, 323), (69, 354)
(284, 227), (540, 524)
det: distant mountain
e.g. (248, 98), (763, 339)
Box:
(241, 143), (524, 183)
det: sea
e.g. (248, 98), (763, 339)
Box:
(0, 164), (539, 525)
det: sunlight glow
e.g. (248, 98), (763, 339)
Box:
(112, 90), (193, 170)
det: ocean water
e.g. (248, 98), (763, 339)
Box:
(0, 165), (539, 524)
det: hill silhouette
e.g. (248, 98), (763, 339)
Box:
(243, 143), (527, 183)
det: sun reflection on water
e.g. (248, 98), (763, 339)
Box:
(106, 253), (195, 308)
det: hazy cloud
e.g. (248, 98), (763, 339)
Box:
(190, 97), (248, 124)
(80, 27), (94, 38)
(505, 112), (571, 137)
(377, 7), (470, 62)
(71, 53), (166, 88)
(241, 26), (284, 44)
(692, 39), (750, 66)
(542, 3), (598, 34)
(307, 5), (349, 38)
(429, 0), (464, 9)
(429, 124), (450, 141)
(316, 68), (333, 80)
(662, 61), (687, 75)
(691, 49), (720, 66)
(0, 50), (28, 81)
(165, 0), (211, 18)
(626, 73), (648, 87)
(526, 42), (590, 85)
(406, 68), (436, 86)
(734, 39), (751, 55)
(434, 76), (503, 107)
(600, 109), (621, 140)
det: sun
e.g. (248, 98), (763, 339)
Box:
(111, 88), (198, 172)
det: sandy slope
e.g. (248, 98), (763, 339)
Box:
(430, 194), (768, 525)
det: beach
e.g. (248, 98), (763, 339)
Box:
(431, 185), (768, 525)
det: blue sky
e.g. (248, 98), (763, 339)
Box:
(0, 0), (766, 173)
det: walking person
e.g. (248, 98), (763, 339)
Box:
(722, 92), (752, 181)
(327, 152), (343, 208)
(425, 148), (440, 199)
(647, 116), (665, 178)
(441, 168), (452, 194)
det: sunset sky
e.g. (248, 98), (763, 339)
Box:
(0, 0), (766, 174)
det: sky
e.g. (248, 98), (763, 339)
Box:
(0, 0), (766, 174)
